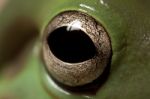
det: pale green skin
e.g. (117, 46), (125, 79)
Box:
(0, 0), (150, 99)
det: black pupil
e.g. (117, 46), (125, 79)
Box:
(47, 26), (97, 63)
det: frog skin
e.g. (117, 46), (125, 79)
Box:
(0, 0), (150, 99)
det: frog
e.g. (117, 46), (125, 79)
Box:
(0, 0), (150, 99)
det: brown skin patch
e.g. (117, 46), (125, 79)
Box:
(0, 16), (39, 79)
(1, 42), (34, 80)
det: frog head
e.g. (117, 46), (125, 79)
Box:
(0, 0), (150, 99)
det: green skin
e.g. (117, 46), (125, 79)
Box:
(0, 0), (150, 99)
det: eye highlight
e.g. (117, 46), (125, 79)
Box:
(47, 26), (97, 63)
(42, 11), (111, 86)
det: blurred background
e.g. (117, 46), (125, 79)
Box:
(0, 0), (8, 12)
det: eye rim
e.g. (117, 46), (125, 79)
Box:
(42, 10), (112, 86)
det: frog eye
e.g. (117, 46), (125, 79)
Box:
(42, 11), (111, 86)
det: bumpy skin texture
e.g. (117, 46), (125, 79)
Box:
(0, 0), (150, 99)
